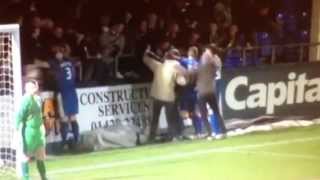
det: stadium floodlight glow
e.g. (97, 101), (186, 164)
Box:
(0, 24), (22, 179)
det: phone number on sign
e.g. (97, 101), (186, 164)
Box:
(90, 115), (151, 130)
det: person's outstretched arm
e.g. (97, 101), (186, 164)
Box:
(143, 46), (161, 72)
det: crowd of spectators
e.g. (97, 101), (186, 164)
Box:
(0, 0), (312, 87)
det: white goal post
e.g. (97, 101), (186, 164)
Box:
(0, 24), (22, 177)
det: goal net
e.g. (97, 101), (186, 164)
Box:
(0, 24), (22, 178)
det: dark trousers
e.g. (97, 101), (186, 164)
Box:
(198, 93), (226, 135)
(148, 99), (181, 141)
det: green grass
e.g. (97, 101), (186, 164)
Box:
(3, 125), (320, 180)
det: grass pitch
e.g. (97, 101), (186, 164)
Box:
(3, 125), (320, 180)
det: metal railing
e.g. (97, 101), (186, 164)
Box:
(80, 42), (320, 83)
(230, 42), (320, 66)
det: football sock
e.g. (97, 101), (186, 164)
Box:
(21, 162), (29, 180)
(36, 160), (47, 180)
(193, 116), (202, 135)
(71, 121), (79, 143)
(60, 122), (69, 145)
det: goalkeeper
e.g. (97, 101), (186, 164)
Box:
(16, 80), (48, 180)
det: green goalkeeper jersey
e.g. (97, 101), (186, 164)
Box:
(16, 94), (46, 154)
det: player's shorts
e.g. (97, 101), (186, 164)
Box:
(178, 86), (196, 110)
(179, 95), (197, 112)
(60, 89), (79, 116)
(22, 126), (46, 155)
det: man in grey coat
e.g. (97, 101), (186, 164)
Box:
(195, 44), (227, 139)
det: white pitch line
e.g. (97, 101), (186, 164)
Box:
(226, 150), (320, 161)
(48, 136), (320, 176)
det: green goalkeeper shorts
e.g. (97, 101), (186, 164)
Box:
(23, 126), (46, 154)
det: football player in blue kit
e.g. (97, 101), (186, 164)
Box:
(49, 43), (80, 149)
(178, 46), (203, 138)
